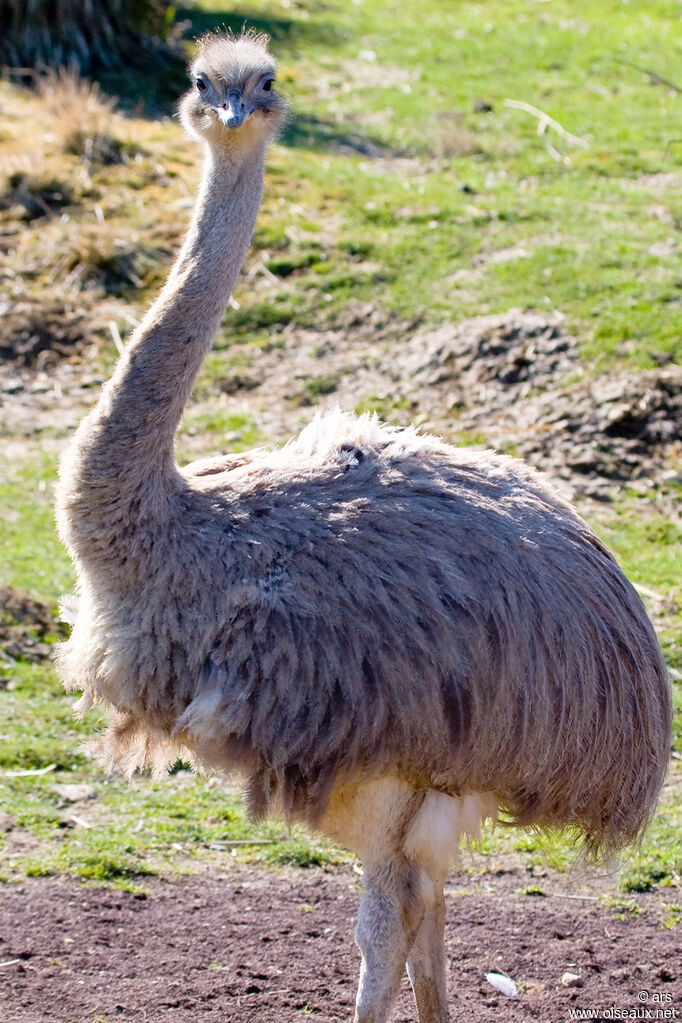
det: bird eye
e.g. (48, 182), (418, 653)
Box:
(262, 78), (275, 92)
(196, 77), (207, 93)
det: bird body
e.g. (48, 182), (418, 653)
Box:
(55, 31), (672, 1023)
(59, 407), (669, 856)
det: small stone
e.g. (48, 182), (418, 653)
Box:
(561, 972), (582, 988)
(54, 783), (97, 802)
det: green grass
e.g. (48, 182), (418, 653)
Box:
(593, 507), (682, 686)
(186, 0), (682, 369)
(600, 895), (642, 917)
(180, 409), (263, 451)
(0, 599), (348, 888)
(0, 452), (72, 599)
(1, 0), (681, 891)
(3, 1), (682, 369)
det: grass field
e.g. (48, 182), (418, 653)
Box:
(1, 0), (680, 895)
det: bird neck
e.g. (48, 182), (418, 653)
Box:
(109, 141), (266, 467)
(57, 139), (266, 557)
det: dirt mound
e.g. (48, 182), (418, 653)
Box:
(1, 302), (679, 498)
(0, 299), (93, 369)
(0, 868), (679, 1023)
(442, 363), (682, 498)
(394, 310), (579, 413)
(496, 369), (682, 496)
(0, 586), (65, 664)
(379, 311), (681, 497)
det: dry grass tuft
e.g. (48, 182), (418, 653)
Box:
(0, 293), (121, 369)
(0, 76), (180, 371)
(6, 216), (155, 299)
(61, 223), (152, 294)
(37, 69), (134, 165)
(1, 218), (151, 367)
(0, 169), (75, 221)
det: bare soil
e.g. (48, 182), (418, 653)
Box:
(0, 866), (680, 1023)
(0, 587), (67, 665)
(5, 307), (679, 502)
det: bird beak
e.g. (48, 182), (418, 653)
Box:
(213, 90), (249, 129)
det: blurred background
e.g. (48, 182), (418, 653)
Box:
(0, 0), (680, 892)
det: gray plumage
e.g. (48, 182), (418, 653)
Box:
(58, 412), (671, 856)
(54, 31), (672, 1023)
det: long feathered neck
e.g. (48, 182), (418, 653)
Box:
(57, 139), (266, 564)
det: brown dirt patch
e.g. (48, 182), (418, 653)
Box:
(239, 307), (682, 499)
(2, 305), (681, 503)
(1, 867), (679, 1023)
(477, 367), (682, 500)
(0, 294), (123, 371)
(0, 358), (104, 447)
(0, 587), (66, 665)
(381, 312), (682, 498)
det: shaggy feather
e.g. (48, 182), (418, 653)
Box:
(57, 408), (671, 857)
(55, 35), (671, 876)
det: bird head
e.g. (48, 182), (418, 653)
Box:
(179, 30), (288, 148)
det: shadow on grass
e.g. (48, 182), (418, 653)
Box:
(91, 7), (395, 158)
(177, 4), (349, 52)
(92, 46), (188, 118)
(282, 112), (401, 158)
(92, 5), (348, 117)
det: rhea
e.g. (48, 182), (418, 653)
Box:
(55, 31), (671, 1023)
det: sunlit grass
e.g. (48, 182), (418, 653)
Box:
(0, 452), (72, 599)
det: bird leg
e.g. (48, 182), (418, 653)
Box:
(406, 883), (449, 1023)
(354, 857), (426, 1023)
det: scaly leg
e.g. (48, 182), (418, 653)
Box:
(406, 884), (448, 1023)
(354, 858), (426, 1023)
